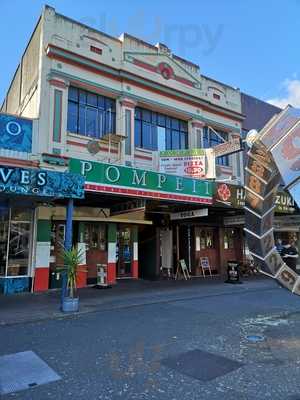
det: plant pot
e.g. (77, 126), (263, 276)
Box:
(62, 297), (79, 313)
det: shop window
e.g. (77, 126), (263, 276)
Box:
(224, 229), (235, 250)
(0, 206), (33, 277)
(199, 229), (214, 250)
(134, 106), (188, 151)
(203, 126), (229, 166)
(67, 87), (116, 138)
(84, 223), (107, 251)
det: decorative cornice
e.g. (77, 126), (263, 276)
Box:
(124, 51), (201, 88)
(48, 78), (68, 89)
(119, 97), (137, 108)
(191, 121), (205, 128)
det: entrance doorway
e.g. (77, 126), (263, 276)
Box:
(117, 226), (133, 278)
(84, 222), (107, 284)
(173, 225), (193, 274)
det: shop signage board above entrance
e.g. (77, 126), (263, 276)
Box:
(214, 182), (296, 214)
(0, 165), (85, 199)
(70, 159), (213, 204)
(0, 113), (33, 153)
(170, 208), (208, 220)
(159, 149), (216, 179)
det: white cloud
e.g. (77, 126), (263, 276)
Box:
(267, 79), (300, 108)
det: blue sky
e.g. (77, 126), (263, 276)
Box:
(1, 0), (299, 107)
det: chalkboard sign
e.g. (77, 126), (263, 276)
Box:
(226, 261), (242, 284)
(180, 259), (188, 271)
(175, 259), (191, 280)
(199, 257), (212, 277)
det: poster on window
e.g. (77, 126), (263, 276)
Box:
(159, 149), (215, 179)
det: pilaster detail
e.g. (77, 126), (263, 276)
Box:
(188, 119), (205, 149)
(107, 224), (117, 284)
(48, 76), (69, 156)
(34, 219), (51, 292)
(117, 97), (136, 162)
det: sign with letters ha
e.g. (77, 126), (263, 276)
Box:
(0, 114), (33, 153)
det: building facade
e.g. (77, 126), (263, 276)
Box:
(1, 6), (248, 293)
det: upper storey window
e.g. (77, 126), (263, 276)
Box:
(67, 87), (116, 138)
(134, 107), (188, 151)
(203, 126), (229, 166)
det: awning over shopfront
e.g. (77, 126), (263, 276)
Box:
(69, 158), (213, 205)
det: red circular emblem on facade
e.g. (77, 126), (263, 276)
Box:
(157, 63), (174, 80)
(218, 183), (231, 201)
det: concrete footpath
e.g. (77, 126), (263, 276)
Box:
(0, 276), (278, 326)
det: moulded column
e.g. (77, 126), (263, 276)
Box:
(77, 222), (87, 288)
(34, 219), (51, 292)
(118, 97), (136, 165)
(132, 226), (139, 279)
(48, 78), (69, 156)
(188, 119), (205, 149)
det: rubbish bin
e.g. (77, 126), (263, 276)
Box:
(49, 270), (63, 289)
(225, 260), (242, 284)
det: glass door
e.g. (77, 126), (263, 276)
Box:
(7, 209), (32, 276)
(0, 207), (33, 278)
(117, 226), (133, 277)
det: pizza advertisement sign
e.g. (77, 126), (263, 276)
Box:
(159, 149), (215, 179)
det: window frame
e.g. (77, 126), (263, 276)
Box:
(67, 87), (116, 139)
(202, 126), (230, 166)
(134, 107), (188, 151)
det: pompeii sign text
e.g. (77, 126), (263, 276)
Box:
(70, 159), (213, 204)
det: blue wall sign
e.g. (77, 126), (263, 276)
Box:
(0, 165), (85, 199)
(0, 114), (32, 153)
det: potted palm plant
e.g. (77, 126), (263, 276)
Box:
(59, 246), (86, 313)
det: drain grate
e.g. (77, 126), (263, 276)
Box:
(0, 350), (61, 395)
(161, 349), (243, 381)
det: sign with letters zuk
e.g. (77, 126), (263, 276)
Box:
(0, 114), (32, 153)
(0, 165), (85, 199)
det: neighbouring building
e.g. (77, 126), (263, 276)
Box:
(213, 93), (299, 266)
(0, 6), (256, 293)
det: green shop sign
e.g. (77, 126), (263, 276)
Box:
(69, 159), (213, 204)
